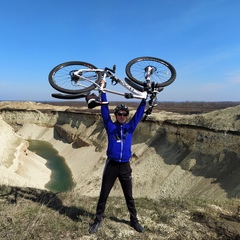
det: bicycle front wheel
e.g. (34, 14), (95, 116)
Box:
(125, 57), (176, 87)
(48, 61), (101, 94)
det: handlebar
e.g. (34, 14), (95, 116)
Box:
(105, 65), (116, 73)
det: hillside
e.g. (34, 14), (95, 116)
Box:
(0, 101), (240, 199)
(1, 185), (240, 239)
(0, 101), (240, 239)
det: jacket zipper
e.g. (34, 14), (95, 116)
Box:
(119, 125), (123, 162)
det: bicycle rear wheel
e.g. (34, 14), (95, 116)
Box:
(48, 61), (101, 94)
(125, 56), (176, 87)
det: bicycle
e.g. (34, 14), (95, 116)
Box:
(48, 56), (176, 121)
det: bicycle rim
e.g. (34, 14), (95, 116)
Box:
(125, 56), (176, 87)
(48, 61), (101, 94)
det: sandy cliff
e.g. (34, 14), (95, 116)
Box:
(0, 101), (240, 200)
(0, 115), (51, 188)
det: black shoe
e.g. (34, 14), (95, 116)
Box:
(131, 221), (144, 233)
(89, 221), (101, 234)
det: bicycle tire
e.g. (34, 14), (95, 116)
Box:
(48, 61), (101, 94)
(124, 77), (144, 92)
(125, 56), (176, 87)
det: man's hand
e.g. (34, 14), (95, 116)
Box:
(99, 79), (107, 92)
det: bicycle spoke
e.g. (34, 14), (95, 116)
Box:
(130, 60), (171, 83)
(126, 57), (176, 87)
(49, 61), (100, 94)
(54, 66), (95, 91)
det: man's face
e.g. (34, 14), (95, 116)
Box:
(115, 111), (128, 124)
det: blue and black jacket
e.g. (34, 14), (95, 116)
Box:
(101, 92), (146, 162)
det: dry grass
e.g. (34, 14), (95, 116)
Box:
(1, 185), (240, 239)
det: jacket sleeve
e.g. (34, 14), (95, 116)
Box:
(129, 99), (146, 130)
(101, 92), (111, 127)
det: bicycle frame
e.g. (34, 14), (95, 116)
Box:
(49, 56), (176, 121)
(73, 68), (148, 99)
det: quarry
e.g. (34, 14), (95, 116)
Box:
(1, 101), (240, 200)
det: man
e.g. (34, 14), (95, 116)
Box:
(88, 91), (146, 234)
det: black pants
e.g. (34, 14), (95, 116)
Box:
(95, 159), (138, 224)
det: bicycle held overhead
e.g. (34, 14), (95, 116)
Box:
(48, 56), (176, 120)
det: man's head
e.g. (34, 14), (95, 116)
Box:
(114, 104), (129, 124)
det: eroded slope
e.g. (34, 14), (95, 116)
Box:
(0, 102), (239, 200)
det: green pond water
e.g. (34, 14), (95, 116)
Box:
(28, 140), (75, 192)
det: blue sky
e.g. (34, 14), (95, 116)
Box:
(0, 0), (239, 102)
